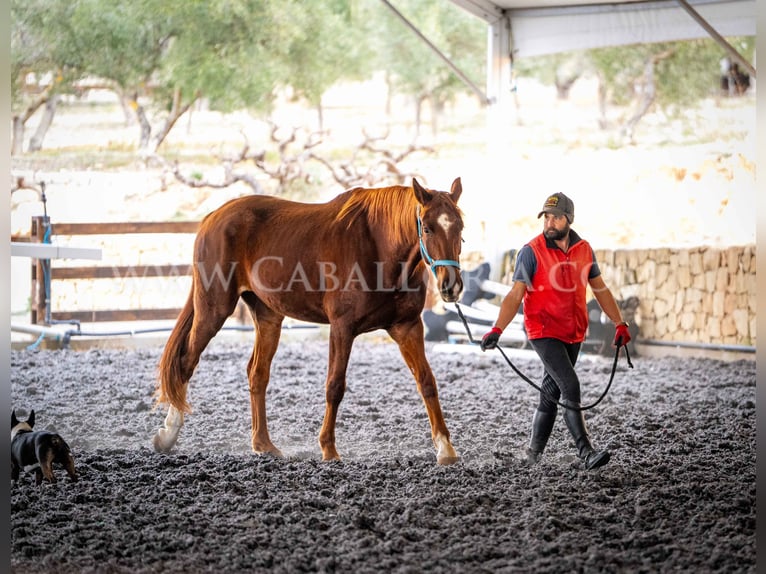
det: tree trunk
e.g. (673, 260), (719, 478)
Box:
(128, 92), (153, 150)
(28, 95), (60, 152)
(554, 59), (581, 100)
(150, 88), (196, 152)
(11, 94), (48, 156)
(316, 101), (324, 133)
(555, 75), (579, 100)
(11, 117), (25, 156)
(429, 95), (442, 138)
(621, 49), (673, 142)
(186, 102), (194, 133)
(597, 74), (609, 129)
(414, 96), (424, 139)
(624, 60), (657, 136)
(118, 93), (136, 126)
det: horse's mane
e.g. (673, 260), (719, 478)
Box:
(335, 185), (416, 246)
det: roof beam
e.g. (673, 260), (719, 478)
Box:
(447, 0), (505, 23)
(675, 0), (755, 78)
(380, 0), (492, 105)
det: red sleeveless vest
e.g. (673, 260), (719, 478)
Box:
(523, 233), (593, 343)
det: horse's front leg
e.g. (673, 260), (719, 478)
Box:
(388, 319), (459, 465)
(318, 326), (354, 461)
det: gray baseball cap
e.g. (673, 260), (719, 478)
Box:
(537, 192), (574, 223)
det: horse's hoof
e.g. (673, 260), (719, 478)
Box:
(437, 454), (460, 466)
(255, 451), (284, 460)
(253, 446), (284, 458)
(434, 434), (458, 465)
(152, 432), (175, 453)
(321, 449), (341, 462)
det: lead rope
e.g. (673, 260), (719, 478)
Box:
(454, 302), (633, 412)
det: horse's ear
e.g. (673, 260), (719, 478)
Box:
(412, 178), (434, 206)
(11, 410), (18, 427)
(449, 177), (462, 204)
(28, 410), (35, 428)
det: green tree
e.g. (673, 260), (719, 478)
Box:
(11, 0), (81, 154)
(516, 37), (755, 141)
(360, 0), (486, 138)
(148, 0), (289, 151)
(11, 0), (175, 152)
(66, 0), (176, 150)
(11, 0), (379, 152)
(278, 0), (372, 130)
(591, 37), (755, 140)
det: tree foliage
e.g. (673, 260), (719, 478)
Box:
(13, 0), (753, 154)
(155, 0), (284, 114)
(280, 0), (370, 117)
(10, 0), (373, 150)
(353, 0), (486, 135)
(515, 36), (755, 137)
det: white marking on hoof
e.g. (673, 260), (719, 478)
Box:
(153, 406), (184, 453)
(435, 433), (459, 466)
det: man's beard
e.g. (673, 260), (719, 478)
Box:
(544, 223), (570, 241)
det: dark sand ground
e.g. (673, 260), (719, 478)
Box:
(10, 338), (756, 573)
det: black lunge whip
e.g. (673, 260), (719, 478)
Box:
(454, 302), (633, 412)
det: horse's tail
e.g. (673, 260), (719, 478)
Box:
(156, 289), (195, 414)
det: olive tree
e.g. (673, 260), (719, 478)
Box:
(515, 36), (755, 142)
(357, 0), (486, 138)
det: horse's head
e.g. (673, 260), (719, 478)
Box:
(413, 177), (464, 303)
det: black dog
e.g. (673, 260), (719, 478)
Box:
(11, 410), (77, 485)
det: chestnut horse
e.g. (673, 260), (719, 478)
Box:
(153, 177), (464, 464)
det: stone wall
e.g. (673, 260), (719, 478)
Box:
(592, 245), (756, 348)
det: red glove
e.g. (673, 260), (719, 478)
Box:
(614, 322), (631, 347)
(481, 327), (503, 351)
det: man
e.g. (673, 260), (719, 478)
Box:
(480, 192), (631, 470)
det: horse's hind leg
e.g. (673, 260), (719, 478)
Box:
(154, 275), (239, 453)
(154, 405), (185, 453)
(156, 314), (233, 452)
(388, 319), (459, 465)
(245, 297), (284, 457)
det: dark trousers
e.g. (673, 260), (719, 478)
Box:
(528, 338), (582, 412)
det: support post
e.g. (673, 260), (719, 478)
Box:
(30, 216), (49, 325)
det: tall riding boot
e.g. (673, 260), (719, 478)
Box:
(561, 400), (610, 470)
(525, 408), (556, 464)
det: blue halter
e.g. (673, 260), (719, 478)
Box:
(416, 205), (461, 276)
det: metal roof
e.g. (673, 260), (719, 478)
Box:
(449, 0), (755, 58)
(382, 1), (755, 106)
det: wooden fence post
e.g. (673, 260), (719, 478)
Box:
(24, 220), (200, 325)
(30, 215), (50, 325)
